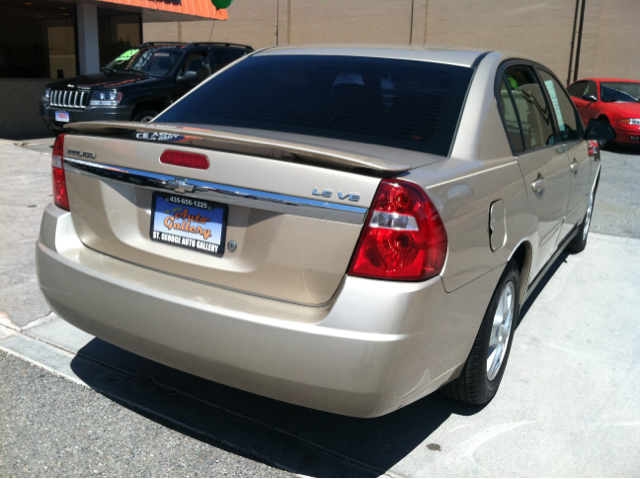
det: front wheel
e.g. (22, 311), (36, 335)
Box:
(597, 117), (613, 150)
(440, 261), (520, 405)
(131, 108), (160, 123)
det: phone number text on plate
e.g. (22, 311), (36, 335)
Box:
(166, 196), (211, 210)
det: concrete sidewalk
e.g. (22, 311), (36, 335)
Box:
(1, 141), (639, 477)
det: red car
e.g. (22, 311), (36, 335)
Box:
(567, 78), (640, 146)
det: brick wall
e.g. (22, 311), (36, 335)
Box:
(582, 0), (640, 80)
(143, 0), (415, 48)
(288, 0), (412, 44)
(142, 0), (640, 83)
(422, 0), (576, 79)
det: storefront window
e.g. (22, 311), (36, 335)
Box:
(0, 0), (77, 78)
(47, 19), (77, 78)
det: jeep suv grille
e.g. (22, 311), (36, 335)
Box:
(50, 90), (88, 109)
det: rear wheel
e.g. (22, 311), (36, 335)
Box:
(440, 261), (520, 404)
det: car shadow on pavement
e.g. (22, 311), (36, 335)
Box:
(518, 250), (569, 326)
(68, 249), (575, 476)
(70, 338), (484, 477)
(605, 143), (640, 156)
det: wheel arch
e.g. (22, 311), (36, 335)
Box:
(508, 240), (533, 303)
(131, 100), (168, 119)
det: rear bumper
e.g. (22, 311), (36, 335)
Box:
(36, 204), (500, 417)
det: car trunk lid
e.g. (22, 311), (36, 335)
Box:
(61, 123), (416, 305)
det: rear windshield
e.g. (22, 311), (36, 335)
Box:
(155, 55), (474, 157)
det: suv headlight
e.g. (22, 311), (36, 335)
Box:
(42, 88), (50, 103)
(89, 91), (123, 106)
(620, 119), (640, 126)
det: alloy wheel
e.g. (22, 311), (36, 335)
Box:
(487, 280), (515, 381)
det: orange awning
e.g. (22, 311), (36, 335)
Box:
(96, 0), (228, 20)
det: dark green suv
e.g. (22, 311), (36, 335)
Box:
(40, 41), (253, 134)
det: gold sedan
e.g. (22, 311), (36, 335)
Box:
(36, 46), (614, 417)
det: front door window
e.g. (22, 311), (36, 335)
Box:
(180, 52), (211, 83)
(538, 69), (583, 141)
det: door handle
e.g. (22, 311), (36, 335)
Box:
(570, 159), (579, 174)
(531, 176), (546, 194)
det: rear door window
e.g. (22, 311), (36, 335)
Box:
(504, 66), (556, 150)
(497, 78), (525, 153)
(212, 49), (233, 71)
(155, 55), (475, 157)
(228, 49), (247, 60)
(538, 69), (583, 141)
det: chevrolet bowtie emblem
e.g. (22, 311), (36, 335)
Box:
(166, 178), (194, 193)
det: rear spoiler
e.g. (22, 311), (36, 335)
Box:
(64, 121), (411, 176)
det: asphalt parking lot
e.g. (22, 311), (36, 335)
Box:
(1, 139), (639, 477)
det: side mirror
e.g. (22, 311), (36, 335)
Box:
(582, 94), (597, 103)
(177, 71), (198, 83)
(585, 118), (616, 141)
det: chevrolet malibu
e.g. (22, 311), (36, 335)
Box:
(36, 46), (614, 417)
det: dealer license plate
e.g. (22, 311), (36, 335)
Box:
(150, 192), (227, 257)
(55, 111), (69, 122)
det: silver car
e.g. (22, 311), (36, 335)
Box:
(36, 46), (614, 417)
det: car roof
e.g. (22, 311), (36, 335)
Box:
(254, 45), (549, 70)
(255, 44), (492, 68)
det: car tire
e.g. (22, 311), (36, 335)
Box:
(440, 261), (520, 405)
(131, 108), (160, 123)
(567, 181), (597, 254)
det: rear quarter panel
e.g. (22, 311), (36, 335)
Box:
(407, 52), (536, 295)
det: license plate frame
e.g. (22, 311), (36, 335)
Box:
(55, 111), (70, 122)
(149, 192), (227, 257)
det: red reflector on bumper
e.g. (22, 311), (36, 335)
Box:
(160, 150), (209, 170)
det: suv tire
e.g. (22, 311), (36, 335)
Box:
(132, 107), (160, 123)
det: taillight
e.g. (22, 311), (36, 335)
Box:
(348, 179), (447, 281)
(51, 134), (69, 211)
(160, 150), (209, 170)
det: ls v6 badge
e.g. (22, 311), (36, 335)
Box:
(312, 189), (360, 202)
